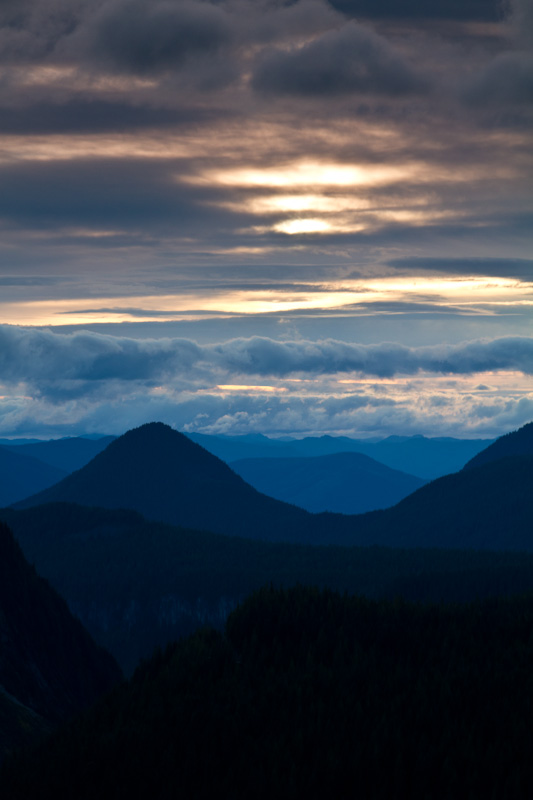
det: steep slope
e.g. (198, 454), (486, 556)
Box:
(357, 454), (533, 550)
(0, 521), (122, 761)
(230, 452), (426, 514)
(0, 447), (67, 507)
(1, 436), (116, 473)
(463, 420), (533, 470)
(15, 423), (314, 543)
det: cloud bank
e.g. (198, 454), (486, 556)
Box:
(2, 326), (533, 388)
(1, 326), (532, 438)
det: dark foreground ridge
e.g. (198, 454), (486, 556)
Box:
(0, 522), (122, 761)
(3, 586), (533, 799)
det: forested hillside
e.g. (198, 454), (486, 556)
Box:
(4, 503), (533, 673)
(3, 586), (533, 799)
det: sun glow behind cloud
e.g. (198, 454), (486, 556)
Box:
(1, 276), (530, 327)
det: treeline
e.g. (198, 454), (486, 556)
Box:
(3, 586), (533, 799)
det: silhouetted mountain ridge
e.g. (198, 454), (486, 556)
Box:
(1, 436), (116, 474)
(463, 421), (533, 470)
(16, 421), (533, 550)
(0, 447), (67, 507)
(188, 430), (493, 479)
(16, 423), (310, 542)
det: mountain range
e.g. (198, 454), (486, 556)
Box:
(0, 429), (492, 511)
(188, 431), (493, 479)
(1, 418), (532, 776)
(230, 451), (426, 514)
(15, 421), (533, 550)
(1, 435), (115, 473)
(0, 447), (67, 507)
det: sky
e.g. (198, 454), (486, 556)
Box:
(0, 0), (532, 439)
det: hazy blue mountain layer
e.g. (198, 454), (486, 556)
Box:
(0, 521), (121, 761)
(1, 436), (116, 474)
(16, 421), (533, 550)
(0, 447), (67, 507)
(189, 431), (494, 479)
(230, 451), (426, 514)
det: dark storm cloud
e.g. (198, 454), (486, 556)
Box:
(0, 0), (86, 62)
(0, 276), (66, 286)
(386, 257), (533, 280)
(0, 326), (203, 384)
(64, 0), (233, 76)
(252, 20), (428, 97)
(0, 159), (191, 226)
(327, 0), (502, 21)
(2, 327), (533, 392)
(210, 336), (533, 378)
(465, 52), (533, 106)
(0, 100), (231, 135)
(0, 0), (235, 72)
(0, 157), (254, 234)
(461, 0), (533, 107)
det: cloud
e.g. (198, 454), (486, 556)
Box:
(3, 379), (532, 440)
(0, 100), (228, 135)
(510, 0), (533, 48)
(0, 326), (202, 386)
(461, 0), (533, 107)
(1, 326), (532, 439)
(210, 336), (533, 378)
(386, 257), (533, 280)
(252, 21), (428, 97)
(326, 0), (502, 21)
(64, 0), (234, 77)
(2, 327), (533, 393)
(0, 157), (254, 235)
(0, 0), (86, 63)
(465, 52), (533, 106)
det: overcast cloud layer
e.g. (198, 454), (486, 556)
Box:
(0, 0), (531, 438)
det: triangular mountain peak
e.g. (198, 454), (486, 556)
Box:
(17, 421), (308, 540)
